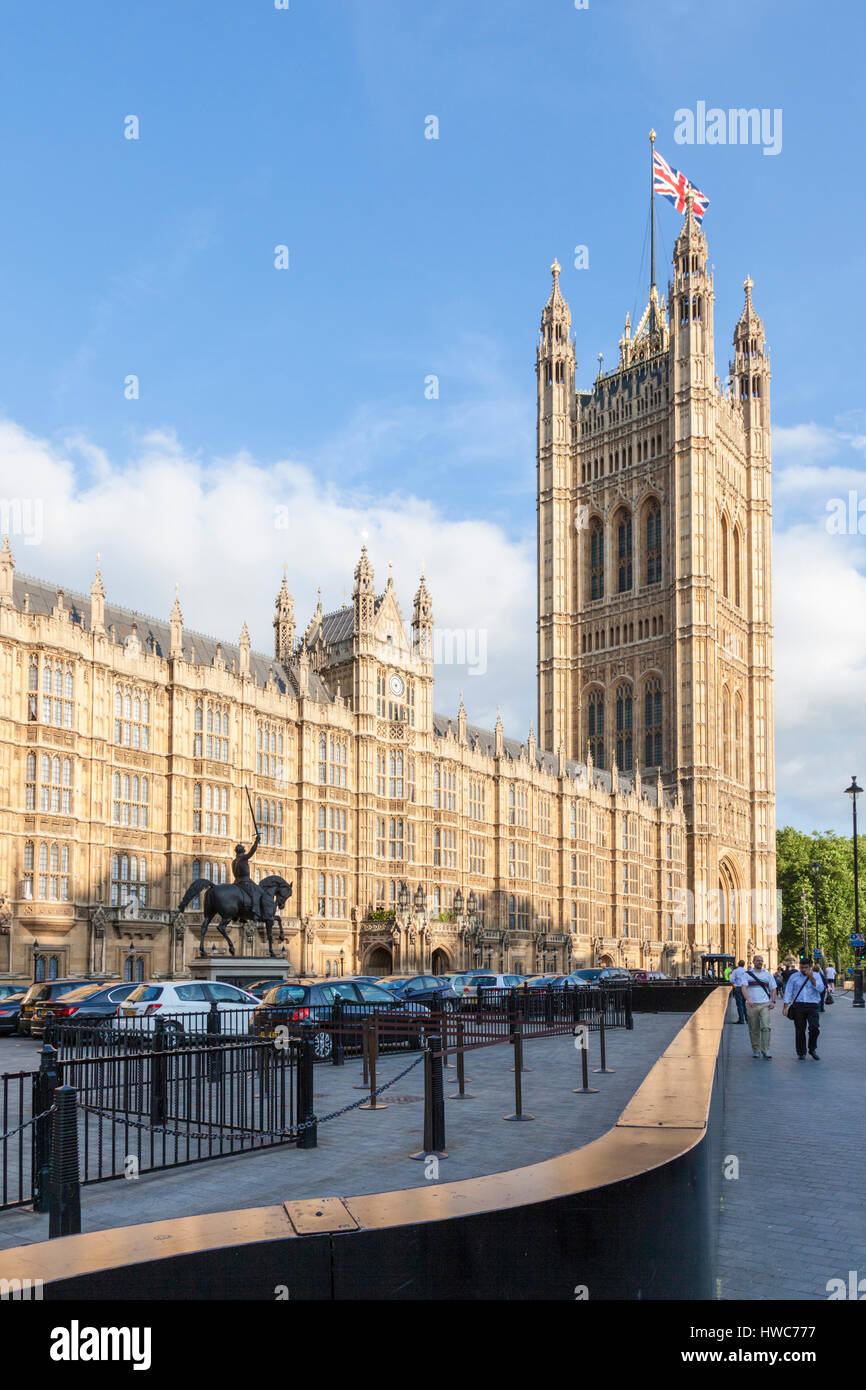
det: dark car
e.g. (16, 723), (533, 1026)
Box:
(375, 974), (457, 1006)
(32, 981), (137, 1037)
(252, 978), (429, 1059)
(16, 978), (96, 1036)
(231, 977), (286, 1000)
(0, 983), (27, 1001)
(0, 992), (26, 1035)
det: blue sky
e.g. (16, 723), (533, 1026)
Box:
(0, 0), (864, 833)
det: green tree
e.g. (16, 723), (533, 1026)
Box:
(776, 826), (864, 969)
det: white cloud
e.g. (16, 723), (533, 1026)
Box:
(0, 417), (536, 738)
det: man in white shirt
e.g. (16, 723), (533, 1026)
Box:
(783, 955), (826, 1060)
(742, 954), (777, 1059)
(729, 959), (748, 1024)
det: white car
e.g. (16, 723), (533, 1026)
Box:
(460, 972), (524, 1004)
(118, 980), (258, 1037)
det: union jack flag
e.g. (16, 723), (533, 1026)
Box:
(652, 149), (709, 221)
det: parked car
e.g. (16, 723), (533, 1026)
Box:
(570, 968), (604, 982)
(440, 971), (489, 998)
(231, 977), (287, 1000)
(375, 974), (457, 1006)
(16, 977), (97, 1036)
(628, 969), (668, 982)
(460, 972), (524, 1006)
(119, 981), (259, 1038)
(252, 978), (430, 1059)
(0, 983), (27, 1001)
(31, 981), (138, 1036)
(0, 992), (26, 1035)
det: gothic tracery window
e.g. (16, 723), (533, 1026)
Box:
(589, 519), (604, 600)
(615, 683), (633, 772)
(616, 510), (633, 593)
(587, 689), (605, 768)
(645, 500), (662, 585)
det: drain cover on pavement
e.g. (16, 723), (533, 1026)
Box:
(381, 1095), (423, 1104)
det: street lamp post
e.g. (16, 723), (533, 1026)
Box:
(846, 777), (863, 1007)
(811, 861), (821, 959)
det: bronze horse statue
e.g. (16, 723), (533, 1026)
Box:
(178, 875), (293, 958)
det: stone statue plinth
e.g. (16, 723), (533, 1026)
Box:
(187, 956), (293, 987)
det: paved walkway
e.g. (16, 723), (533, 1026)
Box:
(0, 1012), (683, 1250)
(716, 991), (866, 1300)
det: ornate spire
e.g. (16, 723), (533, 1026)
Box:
(90, 555), (105, 633)
(239, 621), (250, 677)
(170, 585), (183, 659)
(273, 566), (295, 666)
(0, 533), (14, 607)
(353, 544), (375, 632)
(494, 706), (503, 758)
(412, 569), (433, 660)
(457, 692), (466, 743)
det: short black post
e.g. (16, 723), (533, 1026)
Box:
(572, 1022), (599, 1094)
(353, 1018), (371, 1089)
(150, 1017), (168, 1125)
(206, 1001), (223, 1083)
(570, 985), (581, 1025)
(625, 987), (634, 1031)
(544, 984), (555, 1026)
(296, 1028), (317, 1149)
(411, 1034), (447, 1157)
(359, 1012), (387, 1110)
(331, 996), (345, 1066)
(48, 1085), (81, 1238)
(593, 1008), (616, 1074)
(449, 1017), (475, 1099)
(504, 1024), (534, 1120)
(32, 1043), (60, 1213)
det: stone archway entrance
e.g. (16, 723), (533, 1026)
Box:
(366, 946), (392, 976)
(719, 860), (740, 959)
(431, 948), (450, 975)
(599, 953), (614, 968)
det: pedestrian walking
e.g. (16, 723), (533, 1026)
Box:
(729, 959), (748, 1024)
(782, 955), (826, 1061)
(741, 954), (776, 1059)
(825, 962), (836, 1001)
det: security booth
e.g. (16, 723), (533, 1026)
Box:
(700, 953), (735, 982)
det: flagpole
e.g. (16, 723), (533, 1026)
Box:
(649, 128), (657, 331)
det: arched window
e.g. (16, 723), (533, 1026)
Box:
(616, 510), (633, 593)
(721, 687), (731, 776)
(645, 500), (662, 585)
(721, 515), (729, 599)
(48, 956), (59, 980)
(35, 956), (46, 982)
(733, 527), (742, 608)
(615, 684), (633, 772)
(587, 690), (605, 769)
(644, 680), (662, 767)
(589, 519), (604, 600)
(734, 694), (744, 782)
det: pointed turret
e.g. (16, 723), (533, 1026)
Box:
(494, 707), (503, 758)
(731, 275), (770, 438)
(411, 568), (433, 660)
(0, 534), (13, 607)
(671, 187), (714, 365)
(239, 622), (250, 677)
(273, 566), (295, 666)
(90, 555), (105, 633)
(353, 544), (375, 633)
(457, 692), (466, 743)
(170, 586), (183, 659)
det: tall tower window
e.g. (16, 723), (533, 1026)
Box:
(734, 694), (744, 782)
(644, 680), (662, 767)
(721, 687), (731, 777)
(615, 684), (633, 772)
(645, 501), (662, 585)
(721, 515), (730, 599)
(587, 690), (605, 768)
(589, 519), (604, 600)
(733, 527), (742, 608)
(616, 511), (633, 593)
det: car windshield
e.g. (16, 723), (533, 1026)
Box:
(356, 984), (399, 1003)
(269, 986), (308, 1005)
(50, 984), (114, 1003)
(125, 985), (162, 1003)
(375, 978), (406, 990)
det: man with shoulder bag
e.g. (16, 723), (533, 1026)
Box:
(783, 954), (826, 1060)
(742, 954), (776, 1059)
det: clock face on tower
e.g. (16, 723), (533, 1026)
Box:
(388, 673), (405, 698)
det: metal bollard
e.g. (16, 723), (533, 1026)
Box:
(48, 1085), (81, 1238)
(32, 1044), (60, 1213)
(206, 1002), (223, 1083)
(448, 1017), (475, 1099)
(296, 1028), (317, 1149)
(331, 996), (345, 1066)
(593, 1008), (616, 1074)
(410, 1034), (447, 1158)
(625, 987), (634, 1031)
(504, 1024), (535, 1121)
(353, 1017), (371, 1088)
(572, 1022), (599, 1094)
(359, 1013), (387, 1110)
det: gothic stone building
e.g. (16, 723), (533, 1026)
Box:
(537, 199), (776, 966)
(0, 540), (688, 985)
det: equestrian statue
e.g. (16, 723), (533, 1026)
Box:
(177, 787), (293, 957)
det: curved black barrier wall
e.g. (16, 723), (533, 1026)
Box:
(0, 989), (728, 1301)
